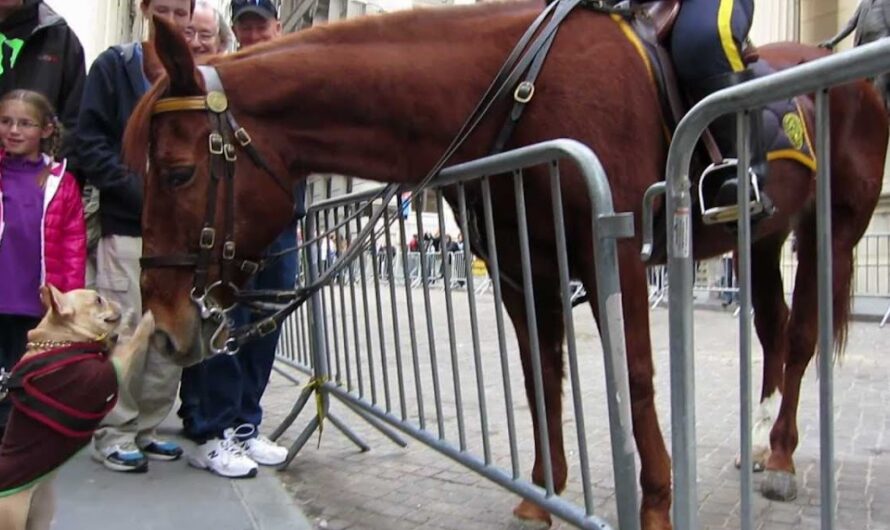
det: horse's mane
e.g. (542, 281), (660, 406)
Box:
(123, 0), (539, 175)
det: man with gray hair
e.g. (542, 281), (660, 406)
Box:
(186, 0), (234, 56)
(821, 0), (890, 110)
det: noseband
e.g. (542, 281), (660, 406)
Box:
(140, 66), (294, 355)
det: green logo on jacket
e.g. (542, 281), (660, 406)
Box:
(0, 33), (25, 76)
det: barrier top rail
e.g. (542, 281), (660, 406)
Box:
(666, 38), (890, 195)
(308, 139), (630, 236)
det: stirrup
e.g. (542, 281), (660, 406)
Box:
(699, 159), (765, 225)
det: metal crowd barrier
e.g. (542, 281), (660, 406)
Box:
(272, 140), (639, 529)
(659, 38), (890, 529)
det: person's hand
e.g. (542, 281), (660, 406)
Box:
(818, 40), (835, 51)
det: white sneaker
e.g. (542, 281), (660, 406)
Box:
(188, 432), (258, 478)
(241, 434), (288, 466)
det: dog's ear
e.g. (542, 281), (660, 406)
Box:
(40, 284), (73, 318)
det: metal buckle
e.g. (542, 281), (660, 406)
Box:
(240, 260), (260, 275)
(209, 316), (232, 356)
(224, 143), (237, 162)
(223, 241), (236, 260)
(514, 81), (535, 103)
(234, 127), (251, 146)
(209, 132), (224, 155)
(199, 227), (216, 249)
(257, 318), (278, 336)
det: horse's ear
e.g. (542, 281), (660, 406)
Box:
(141, 41), (166, 85)
(152, 15), (201, 95)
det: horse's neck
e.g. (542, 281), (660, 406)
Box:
(220, 12), (534, 184)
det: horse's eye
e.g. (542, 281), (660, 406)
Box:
(164, 166), (196, 188)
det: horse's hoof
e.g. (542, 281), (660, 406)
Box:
(761, 469), (798, 501)
(512, 500), (552, 528)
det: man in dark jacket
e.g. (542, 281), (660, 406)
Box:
(0, 0), (85, 160)
(76, 0), (195, 474)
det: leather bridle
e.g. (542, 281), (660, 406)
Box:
(140, 65), (295, 355)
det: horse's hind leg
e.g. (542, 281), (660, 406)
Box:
(760, 214), (858, 501)
(735, 232), (791, 472)
(500, 284), (568, 526)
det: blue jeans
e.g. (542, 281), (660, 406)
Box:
(180, 227), (298, 442)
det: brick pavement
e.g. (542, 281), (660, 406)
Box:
(261, 288), (890, 530)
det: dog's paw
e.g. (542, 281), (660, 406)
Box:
(131, 311), (156, 343)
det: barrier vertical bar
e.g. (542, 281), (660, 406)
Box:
(666, 123), (698, 530)
(512, 169), (555, 496)
(456, 183), (491, 464)
(436, 190), (467, 451)
(549, 163), (594, 515)
(816, 88), (836, 530)
(736, 111), (754, 530)
(397, 195), (426, 429)
(415, 203), (446, 439)
(355, 214), (379, 405)
(382, 208), (409, 420)
(480, 176), (521, 479)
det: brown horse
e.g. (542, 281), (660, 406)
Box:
(124, 3), (887, 528)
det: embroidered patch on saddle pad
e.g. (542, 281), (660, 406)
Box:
(750, 60), (816, 171)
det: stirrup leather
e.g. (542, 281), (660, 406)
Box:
(699, 159), (764, 225)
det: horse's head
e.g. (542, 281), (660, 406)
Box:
(126, 18), (295, 366)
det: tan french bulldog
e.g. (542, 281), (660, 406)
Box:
(0, 285), (155, 530)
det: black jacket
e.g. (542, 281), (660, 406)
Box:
(76, 43), (148, 237)
(0, 0), (85, 163)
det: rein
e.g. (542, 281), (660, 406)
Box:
(142, 0), (595, 356)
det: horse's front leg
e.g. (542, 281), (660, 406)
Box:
(586, 254), (672, 530)
(500, 285), (568, 527)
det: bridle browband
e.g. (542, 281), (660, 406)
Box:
(141, 0), (615, 357)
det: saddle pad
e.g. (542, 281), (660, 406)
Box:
(613, 15), (816, 172)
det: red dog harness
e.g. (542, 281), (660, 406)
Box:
(0, 343), (119, 495)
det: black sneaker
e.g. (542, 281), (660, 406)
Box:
(138, 439), (184, 461)
(92, 442), (149, 473)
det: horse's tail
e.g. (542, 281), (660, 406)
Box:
(832, 250), (854, 359)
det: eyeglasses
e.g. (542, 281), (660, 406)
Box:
(184, 28), (218, 44)
(0, 117), (41, 130)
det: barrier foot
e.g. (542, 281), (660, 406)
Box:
(327, 412), (371, 452)
(334, 392), (409, 448)
(269, 385), (314, 442)
(881, 302), (890, 328)
(278, 416), (319, 469)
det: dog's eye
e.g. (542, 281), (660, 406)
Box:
(96, 295), (104, 306)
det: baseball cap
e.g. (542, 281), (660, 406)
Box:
(231, 0), (279, 21)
